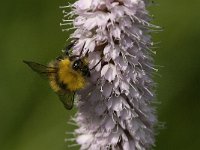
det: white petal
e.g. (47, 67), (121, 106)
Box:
(109, 133), (120, 144)
(113, 77), (120, 88)
(76, 134), (93, 145)
(115, 56), (128, 71)
(111, 96), (123, 112)
(103, 44), (111, 55)
(74, 16), (85, 26)
(88, 51), (101, 68)
(129, 86), (141, 99)
(83, 38), (93, 54)
(106, 98), (112, 109)
(123, 141), (131, 150)
(73, 39), (85, 55)
(120, 109), (132, 120)
(74, 0), (92, 10)
(110, 25), (121, 39)
(121, 96), (130, 109)
(88, 40), (96, 52)
(119, 80), (130, 95)
(129, 140), (136, 150)
(103, 116), (116, 131)
(95, 102), (106, 115)
(110, 46), (120, 60)
(101, 64), (117, 82)
(102, 83), (113, 97)
(84, 17), (98, 30)
(101, 64), (110, 77)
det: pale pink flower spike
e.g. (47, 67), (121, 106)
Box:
(62, 0), (160, 149)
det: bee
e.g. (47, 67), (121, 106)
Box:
(23, 43), (91, 110)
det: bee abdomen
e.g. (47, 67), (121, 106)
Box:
(49, 79), (60, 92)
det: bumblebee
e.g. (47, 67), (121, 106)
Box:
(23, 43), (90, 110)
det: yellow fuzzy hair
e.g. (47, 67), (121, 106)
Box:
(58, 58), (86, 91)
(49, 76), (60, 92)
(48, 62), (60, 92)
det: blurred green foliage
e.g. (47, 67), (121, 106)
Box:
(0, 0), (199, 150)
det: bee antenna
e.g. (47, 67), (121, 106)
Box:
(79, 42), (86, 57)
(90, 59), (102, 71)
(68, 42), (86, 60)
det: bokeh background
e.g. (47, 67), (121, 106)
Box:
(0, 0), (200, 150)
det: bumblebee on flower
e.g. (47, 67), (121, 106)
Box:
(24, 42), (93, 110)
(24, 0), (159, 149)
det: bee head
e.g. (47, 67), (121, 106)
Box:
(72, 59), (90, 77)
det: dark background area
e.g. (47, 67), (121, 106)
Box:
(0, 0), (200, 150)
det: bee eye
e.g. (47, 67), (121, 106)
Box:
(72, 60), (82, 71)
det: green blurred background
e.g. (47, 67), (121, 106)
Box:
(0, 0), (199, 150)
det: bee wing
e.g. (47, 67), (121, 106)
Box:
(57, 91), (75, 110)
(23, 60), (56, 77)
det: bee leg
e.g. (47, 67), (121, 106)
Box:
(65, 42), (75, 56)
(56, 55), (64, 61)
(58, 41), (76, 61)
